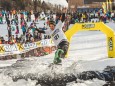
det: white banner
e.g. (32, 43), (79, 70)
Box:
(0, 39), (55, 56)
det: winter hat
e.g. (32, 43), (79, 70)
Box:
(49, 20), (56, 26)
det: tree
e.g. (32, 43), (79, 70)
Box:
(0, 0), (61, 12)
(14, 0), (26, 10)
(1, 0), (12, 10)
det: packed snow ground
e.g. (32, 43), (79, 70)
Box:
(0, 22), (115, 86)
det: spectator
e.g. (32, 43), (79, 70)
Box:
(15, 35), (20, 43)
(15, 23), (19, 34)
(7, 25), (12, 40)
(21, 19), (26, 35)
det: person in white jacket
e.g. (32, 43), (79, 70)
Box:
(38, 12), (69, 64)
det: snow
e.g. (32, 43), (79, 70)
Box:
(0, 59), (17, 67)
(0, 21), (115, 86)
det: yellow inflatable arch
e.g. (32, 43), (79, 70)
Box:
(65, 22), (115, 58)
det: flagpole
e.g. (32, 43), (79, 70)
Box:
(109, 0), (112, 11)
(106, 0), (109, 11)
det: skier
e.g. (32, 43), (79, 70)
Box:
(37, 10), (69, 64)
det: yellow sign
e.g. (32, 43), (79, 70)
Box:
(36, 41), (42, 47)
(82, 24), (95, 29)
(0, 45), (5, 53)
(17, 43), (24, 51)
(102, 2), (107, 13)
(65, 22), (115, 58)
(108, 37), (113, 51)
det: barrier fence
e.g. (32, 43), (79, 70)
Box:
(0, 39), (56, 60)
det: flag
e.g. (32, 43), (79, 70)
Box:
(109, 0), (112, 11)
(106, 0), (109, 11)
(102, 2), (106, 13)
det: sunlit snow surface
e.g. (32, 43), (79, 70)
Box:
(0, 22), (115, 86)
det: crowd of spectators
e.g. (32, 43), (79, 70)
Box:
(0, 10), (48, 44)
(0, 9), (115, 45)
(68, 9), (115, 24)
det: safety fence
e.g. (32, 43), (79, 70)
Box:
(0, 39), (56, 60)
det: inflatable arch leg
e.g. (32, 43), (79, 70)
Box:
(65, 22), (115, 58)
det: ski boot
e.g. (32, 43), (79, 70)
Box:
(53, 49), (64, 64)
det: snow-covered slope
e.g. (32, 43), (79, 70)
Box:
(0, 22), (115, 86)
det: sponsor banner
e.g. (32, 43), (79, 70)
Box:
(23, 42), (37, 50)
(3, 44), (18, 52)
(17, 43), (24, 51)
(108, 37), (113, 51)
(0, 39), (55, 56)
(0, 45), (5, 53)
(82, 24), (95, 29)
